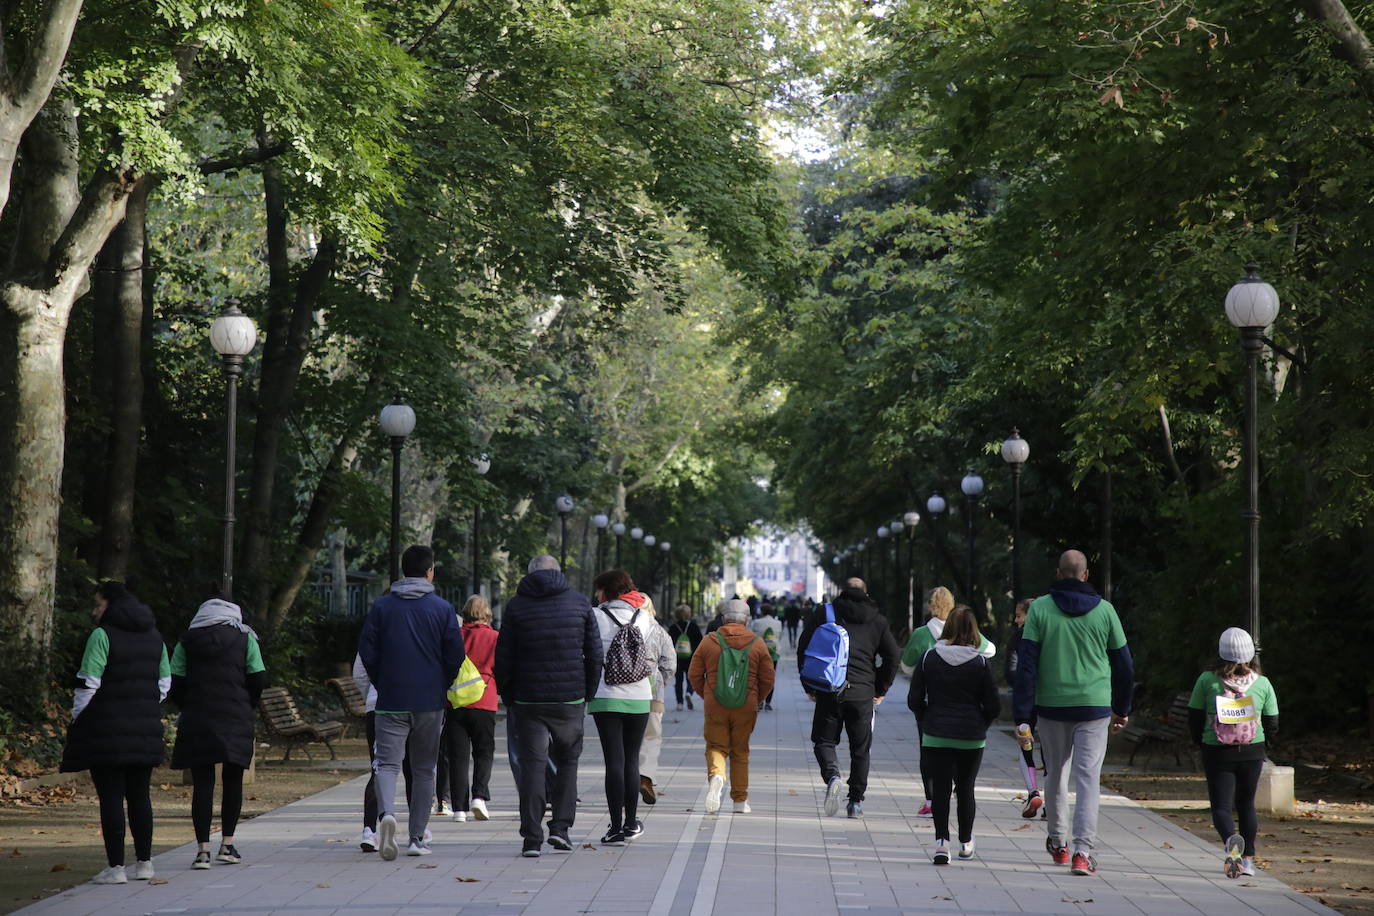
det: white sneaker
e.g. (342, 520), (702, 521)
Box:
(406, 839), (432, 856)
(733, 800), (751, 814)
(359, 827), (378, 852)
(823, 775), (844, 817)
(471, 798), (490, 820)
(423, 827), (432, 844)
(92, 865), (127, 884)
(705, 774), (725, 814)
(378, 814), (398, 861)
(455, 810), (468, 823)
(958, 839), (976, 859)
(1240, 857), (1256, 877)
(132, 860), (154, 880)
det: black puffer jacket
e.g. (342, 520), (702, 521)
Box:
(61, 597), (166, 772)
(494, 570), (603, 703)
(170, 619), (266, 769)
(908, 644), (1000, 742)
(797, 588), (901, 701)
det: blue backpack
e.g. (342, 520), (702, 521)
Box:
(800, 603), (849, 694)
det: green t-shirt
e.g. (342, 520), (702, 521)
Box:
(79, 629), (171, 680)
(169, 632), (265, 677)
(902, 624), (992, 670)
(1187, 671), (1278, 746)
(1022, 594), (1127, 710)
(587, 697), (650, 714)
(921, 734), (986, 750)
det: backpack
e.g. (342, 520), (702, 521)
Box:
(712, 631), (758, 708)
(446, 657), (486, 708)
(1213, 685), (1259, 745)
(601, 607), (654, 686)
(800, 603), (849, 694)
(762, 626), (779, 661)
(675, 630), (693, 661)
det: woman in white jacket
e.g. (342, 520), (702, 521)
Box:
(588, 569), (659, 846)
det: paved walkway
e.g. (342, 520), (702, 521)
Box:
(24, 655), (1332, 915)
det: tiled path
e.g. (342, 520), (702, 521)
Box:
(22, 655), (1332, 915)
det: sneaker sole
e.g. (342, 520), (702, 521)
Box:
(933, 852), (950, 865)
(1022, 795), (1043, 818)
(705, 776), (724, 815)
(824, 780), (844, 817)
(602, 838), (626, 847)
(360, 843), (377, 852)
(547, 836), (573, 852)
(1224, 835), (1245, 879)
(521, 849), (541, 858)
(192, 861), (210, 871)
(378, 817), (398, 861)
(1071, 861), (1096, 876)
(472, 809), (490, 821)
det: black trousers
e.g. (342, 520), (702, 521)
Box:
(190, 763), (246, 844)
(516, 703), (585, 847)
(441, 706), (496, 811)
(363, 711), (411, 830)
(785, 619), (799, 646)
(1202, 747), (1264, 856)
(811, 694), (875, 803)
(592, 711), (649, 832)
(90, 765), (154, 867)
(914, 719), (933, 799)
(923, 745), (984, 843)
(674, 665), (695, 704)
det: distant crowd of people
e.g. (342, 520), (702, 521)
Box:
(62, 544), (1277, 886)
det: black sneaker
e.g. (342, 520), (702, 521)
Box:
(547, 833), (573, 852)
(192, 850), (211, 870)
(624, 819), (645, 841)
(216, 844), (241, 864)
(685, 695), (693, 710)
(521, 843), (541, 858)
(600, 829), (626, 846)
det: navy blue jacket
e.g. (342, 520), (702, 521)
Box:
(359, 579), (464, 712)
(494, 570), (603, 703)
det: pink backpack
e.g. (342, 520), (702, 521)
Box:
(1213, 686), (1259, 745)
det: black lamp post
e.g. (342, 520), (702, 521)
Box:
(889, 519), (904, 619)
(1001, 429), (1030, 605)
(643, 534), (657, 588)
(877, 525), (891, 610)
(902, 510), (920, 631)
(471, 453), (490, 595)
(209, 304), (257, 601)
(960, 470), (984, 611)
(661, 540), (672, 613)
(379, 395), (416, 583)
(1225, 264), (1280, 652)
(555, 494), (574, 568)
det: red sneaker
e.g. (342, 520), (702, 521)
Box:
(1071, 851), (1096, 876)
(1046, 837), (1069, 865)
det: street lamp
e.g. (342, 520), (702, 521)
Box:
(889, 520), (904, 626)
(877, 525), (891, 610)
(209, 303), (257, 601)
(902, 510), (921, 631)
(630, 525), (644, 580)
(379, 395), (417, 583)
(593, 513), (610, 573)
(960, 470), (984, 611)
(555, 494), (575, 568)
(643, 534), (657, 588)
(1225, 263), (1280, 652)
(1001, 428), (1030, 606)
(660, 540), (672, 613)
(471, 454), (489, 595)
(612, 521), (626, 566)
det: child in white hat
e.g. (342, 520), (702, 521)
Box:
(1185, 627), (1279, 878)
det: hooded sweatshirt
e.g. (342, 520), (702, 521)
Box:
(589, 591), (659, 713)
(907, 641), (1001, 747)
(689, 621), (776, 716)
(797, 588), (902, 701)
(359, 576), (465, 713)
(1012, 579), (1134, 723)
(900, 616), (996, 675)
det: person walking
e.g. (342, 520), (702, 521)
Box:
(358, 545), (465, 861)
(587, 570), (659, 845)
(60, 580), (170, 885)
(1013, 549), (1133, 877)
(799, 577), (901, 818)
(1188, 627), (1278, 880)
(749, 602), (783, 711)
(907, 607), (1000, 865)
(352, 654), (417, 852)
(493, 555), (602, 858)
(783, 600), (802, 648)
(169, 586), (268, 870)
(667, 604), (703, 711)
(441, 594), (500, 823)
(638, 598), (676, 807)
(689, 598), (775, 814)
(900, 588), (995, 818)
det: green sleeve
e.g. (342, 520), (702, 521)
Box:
(245, 633), (266, 674)
(160, 644), (171, 679)
(1022, 602), (1043, 642)
(978, 634), (991, 652)
(1187, 671), (1212, 709)
(78, 629), (109, 677)
(1106, 605), (1127, 651)
(170, 642), (187, 677)
(1260, 677), (1278, 715)
(900, 629), (927, 669)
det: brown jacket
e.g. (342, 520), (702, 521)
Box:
(688, 622), (776, 716)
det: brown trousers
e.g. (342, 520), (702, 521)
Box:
(703, 706), (759, 802)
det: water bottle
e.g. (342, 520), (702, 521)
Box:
(1016, 723), (1033, 751)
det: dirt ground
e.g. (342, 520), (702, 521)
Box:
(0, 737), (369, 914)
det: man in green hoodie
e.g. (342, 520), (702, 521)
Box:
(1013, 549), (1134, 878)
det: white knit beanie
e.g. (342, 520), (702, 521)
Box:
(1218, 627), (1255, 663)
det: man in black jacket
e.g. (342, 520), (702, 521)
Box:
(494, 556), (603, 857)
(798, 578), (901, 818)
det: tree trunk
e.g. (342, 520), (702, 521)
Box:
(94, 177), (152, 579)
(330, 528), (348, 615)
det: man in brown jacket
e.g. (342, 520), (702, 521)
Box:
(688, 598), (776, 814)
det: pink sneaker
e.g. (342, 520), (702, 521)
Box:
(916, 800), (933, 818)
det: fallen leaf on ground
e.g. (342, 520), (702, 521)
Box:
(1161, 842), (1173, 848)
(49, 864), (65, 872)
(455, 877), (480, 882)
(10, 849), (22, 857)
(317, 883), (331, 888)
(1062, 897), (1093, 904)
(582, 843), (596, 849)
(931, 895), (953, 900)
(787, 790), (798, 796)
(149, 877), (168, 885)
(416, 864), (437, 869)
(1014, 824), (1030, 831)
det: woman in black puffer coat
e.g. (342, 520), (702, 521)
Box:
(61, 580), (169, 885)
(169, 585), (268, 870)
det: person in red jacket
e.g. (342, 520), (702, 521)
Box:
(441, 594), (500, 822)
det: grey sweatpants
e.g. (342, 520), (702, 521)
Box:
(373, 710), (444, 843)
(1038, 716), (1110, 853)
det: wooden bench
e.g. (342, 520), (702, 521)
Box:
(1119, 692), (1195, 769)
(325, 676), (368, 737)
(258, 686), (344, 762)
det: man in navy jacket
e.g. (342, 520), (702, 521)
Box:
(494, 555), (602, 857)
(359, 545), (464, 860)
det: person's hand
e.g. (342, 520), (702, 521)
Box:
(873, 696), (884, 706)
(1111, 714), (1128, 732)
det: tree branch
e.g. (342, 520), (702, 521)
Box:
(1303, 0), (1374, 98)
(197, 141), (288, 175)
(9, 0), (84, 115)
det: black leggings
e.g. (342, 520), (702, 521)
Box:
(592, 711), (649, 832)
(191, 763), (246, 844)
(442, 707), (496, 811)
(1202, 749), (1264, 856)
(914, 720), (932, 800)
(90, 765), (154, 867)
(923, 745), (983, 844)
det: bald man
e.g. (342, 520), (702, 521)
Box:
(1013, 550), (1133, 878)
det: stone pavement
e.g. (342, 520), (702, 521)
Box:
(22, 654), (1332, 915)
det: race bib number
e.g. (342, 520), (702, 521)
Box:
(1215, 694), (1257, 724)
